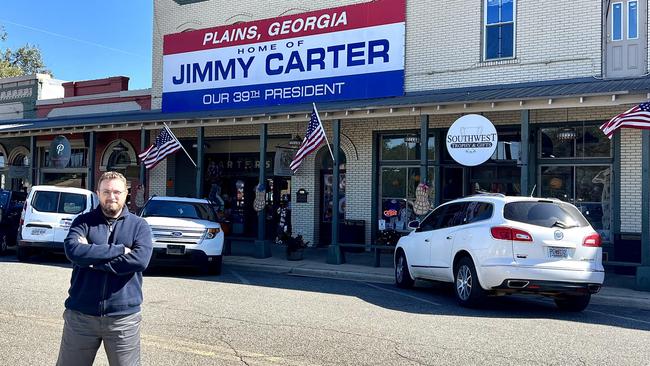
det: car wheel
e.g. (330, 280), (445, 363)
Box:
(202, 255), (223, 276)
(0, 234), (7, 255)
(454, 257), (486, 307)
(395, 250), (414, 288)
(209, 255), (223, 275)
(554, 294), (591, 312)
(16, 246), (30, 262)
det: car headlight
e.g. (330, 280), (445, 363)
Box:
(205, 228), (221, 239)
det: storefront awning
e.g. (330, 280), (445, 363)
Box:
(2, 75), (650, 136)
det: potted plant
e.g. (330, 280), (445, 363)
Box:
(275, 232), (309, 260)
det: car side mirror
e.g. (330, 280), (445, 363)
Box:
(407, 220), (420, 230)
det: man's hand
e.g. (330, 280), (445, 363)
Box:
(78, 236), (88, 244)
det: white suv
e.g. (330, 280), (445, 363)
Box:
(394, 194), (604, 311)
(140, 196), (224, 275)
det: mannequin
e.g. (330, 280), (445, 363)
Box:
(592, 168), (611, 236)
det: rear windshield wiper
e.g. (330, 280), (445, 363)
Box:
(551, 220), (578, 229)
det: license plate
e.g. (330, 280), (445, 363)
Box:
(166, 244), (185, 255)
(549, 247), (568, 258)
(31, 228), (46, 236)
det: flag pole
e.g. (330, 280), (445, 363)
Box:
(163, 123), (198, 168)
(313, 103), (335, 161)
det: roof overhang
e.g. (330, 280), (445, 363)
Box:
(1, 76), (649, 137)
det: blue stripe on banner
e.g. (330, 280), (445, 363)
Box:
(162, 70), (404, 113)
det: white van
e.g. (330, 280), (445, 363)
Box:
(17, 185), (98, 261)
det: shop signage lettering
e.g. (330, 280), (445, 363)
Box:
(383, 209), (398, 217)
(446, 115), (498, 167)
(212, 157), (272, 170)
(49, 135), (72, 169)
(162, 0), (405, 113)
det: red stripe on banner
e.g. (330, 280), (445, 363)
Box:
(163, 0), (405, 55)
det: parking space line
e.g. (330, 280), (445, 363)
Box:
(230, 270), (250, 285)
(364, 282), (441, 306)
(586, 309), (650, 326)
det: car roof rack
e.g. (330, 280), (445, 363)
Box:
(467, 192), (506, 198)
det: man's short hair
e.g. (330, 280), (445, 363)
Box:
(98, 171), (127, 189)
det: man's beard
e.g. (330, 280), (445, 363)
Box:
(100, 202), (123, 217)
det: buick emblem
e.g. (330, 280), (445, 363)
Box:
(554, 230), (564, 240)
(171, 231), (183, 237)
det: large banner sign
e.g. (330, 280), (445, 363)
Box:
(162, 0), (405, 113)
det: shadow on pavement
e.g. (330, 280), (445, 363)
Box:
(3, 246), (649, 333)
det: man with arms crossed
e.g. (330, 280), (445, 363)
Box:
(57, 171), (153, 366)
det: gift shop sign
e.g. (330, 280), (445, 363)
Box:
(446, 115), (498, 166)
(162, 0), (405, 113)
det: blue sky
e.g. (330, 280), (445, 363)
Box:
(1, 1), (153, 90)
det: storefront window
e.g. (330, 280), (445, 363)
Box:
(470, 166), (521, 195)
(540, 125), (611, 159)
(380, 166), (435, 231)
(42, 148), (87, 168)
(381, 168), (407, 198)
(540, 165), (611, 241)
(538, 122), (612, 242)
(381, 135), (435, 161)
(541, 166), (574, 201)
(579, 125), (611, 158)
(322, 173), (345, 222)
(107, 151), (132, 170)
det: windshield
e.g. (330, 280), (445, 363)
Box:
(141, 200), (217, 221)
(504, 201), (589, 228)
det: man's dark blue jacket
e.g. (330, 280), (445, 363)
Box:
(63, 207), (153, 316)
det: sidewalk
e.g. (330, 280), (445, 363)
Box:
(223, 244), (650, 303)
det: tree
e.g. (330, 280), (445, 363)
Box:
(0, 26), (51, 78)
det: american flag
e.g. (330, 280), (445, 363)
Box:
(290, 105), (326, 173)
(138, 126), (182, 169)
(600, 101), (650, 139)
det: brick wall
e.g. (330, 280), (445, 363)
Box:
(153, 0), (607, 108)
(150, 1), (646, 239)
(619, 128), (642, 233)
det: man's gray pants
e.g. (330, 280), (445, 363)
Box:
(56, 309), (141, 366)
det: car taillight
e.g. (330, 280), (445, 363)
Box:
(490, 226), (533, 242)
(583, 233), (602, 247)
(19, 202), (26, 227)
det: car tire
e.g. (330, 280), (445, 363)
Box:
(554, 294), (591, 312)
(202, 255), (223, 276)
(210, 255), (223, 275)
(16, 246), (30, 262)
(395, 250), (414, 288)
(454, 257), (486, 308)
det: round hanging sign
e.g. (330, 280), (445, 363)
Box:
(49, 135), (72, 169)
(446, 114), (498, 166)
